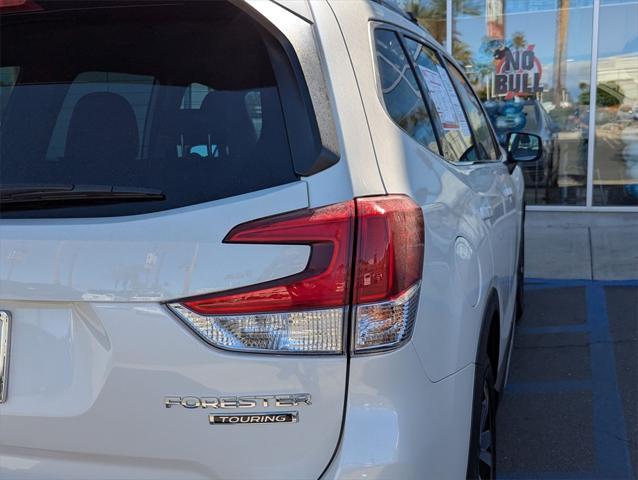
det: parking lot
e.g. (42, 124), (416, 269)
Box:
(498, 213), (638, 479)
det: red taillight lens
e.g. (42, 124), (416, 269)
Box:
(168, 195), (424, 354)
(0, 0), (41, 12)
(354, 196), (424, 304)
(183, 201), (355, 316)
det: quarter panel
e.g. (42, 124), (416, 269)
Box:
(322, 346), (475, 480)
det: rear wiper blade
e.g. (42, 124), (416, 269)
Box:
(0, 184), (165, 206)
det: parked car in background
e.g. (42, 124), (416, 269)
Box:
(486, 99), (558, 188)
(0, 1), (538, 478)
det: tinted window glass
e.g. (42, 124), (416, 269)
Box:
(0, 66), (18, 118)
(0, 3), (298, 217)
(177, 85), (263, 156)
(522, 104), (540, 132)
(445, 60), (499, 161)
(180, 83), (213, 109)
(245, 91), (263, 138)
(374, 29), (439, 154)
(404, 38), (476, 163)
(46, 72), (155, 161)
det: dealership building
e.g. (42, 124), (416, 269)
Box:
(401, 0), (638, 211)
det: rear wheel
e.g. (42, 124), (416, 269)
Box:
(467, 302), (499, 480)
(468, 357), (497, 479)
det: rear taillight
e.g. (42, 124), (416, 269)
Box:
(168, 195), (424, 354)
(0, 0), (41, 12)
(352, 196), (424, 352)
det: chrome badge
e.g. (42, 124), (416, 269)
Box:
(164, 393), (312, 409)
(209, 412), (298, 425)
(0, 311), (11, 403)
(164, 393), (310, 425)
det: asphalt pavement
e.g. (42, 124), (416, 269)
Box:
(497, 212), (637, 479)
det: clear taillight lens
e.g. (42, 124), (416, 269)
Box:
(354, 282), (420, 352)
(168, 304), (344, 353)
(167, 195), (424, 354)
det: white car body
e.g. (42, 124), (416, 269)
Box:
(0, 1), (524, 478)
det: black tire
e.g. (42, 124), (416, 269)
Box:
(467, 303), (498, 480)
(515, 204), (526, 321)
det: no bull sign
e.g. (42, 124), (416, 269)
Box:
(494, 45), (543, 97)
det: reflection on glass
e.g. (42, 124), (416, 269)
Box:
(399, 0), (447, 45)
(405, 38), (478, 162)
(593, 1), (638, 206)
(507, 132), (542, 162)
(453, 0), (594, 205)
(0, 66), (19, 117)
(375, 30), (440, 153)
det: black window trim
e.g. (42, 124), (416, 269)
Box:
(395, 30), (444, 157)
(369, 23), (446, 160)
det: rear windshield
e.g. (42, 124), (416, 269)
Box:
(0, 2), (299, 217)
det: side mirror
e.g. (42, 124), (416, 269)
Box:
(504, 132), (543, 173)
(506, 132), (543, 162)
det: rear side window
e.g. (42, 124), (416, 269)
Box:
(444, 60), (499, 161)
(0, 3), (301, 218)
(374, 29), (439, 154)
(403, 38), (477, 163)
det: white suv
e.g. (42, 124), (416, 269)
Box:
(0, 1), (538, 478)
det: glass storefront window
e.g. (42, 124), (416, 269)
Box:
(453, 0), (594, 205)
(593, 0), (638, 206)
(399, 0), (447, 45)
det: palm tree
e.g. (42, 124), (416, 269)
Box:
(404, 0), (480, 66)
(553, 0), (570, 106)
(404, 0), (447, 44)
(511, 32), (527, 50)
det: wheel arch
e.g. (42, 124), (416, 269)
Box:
(478, 288), (501, 381)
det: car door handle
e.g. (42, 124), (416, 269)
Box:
(479, 205), (494, 220)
